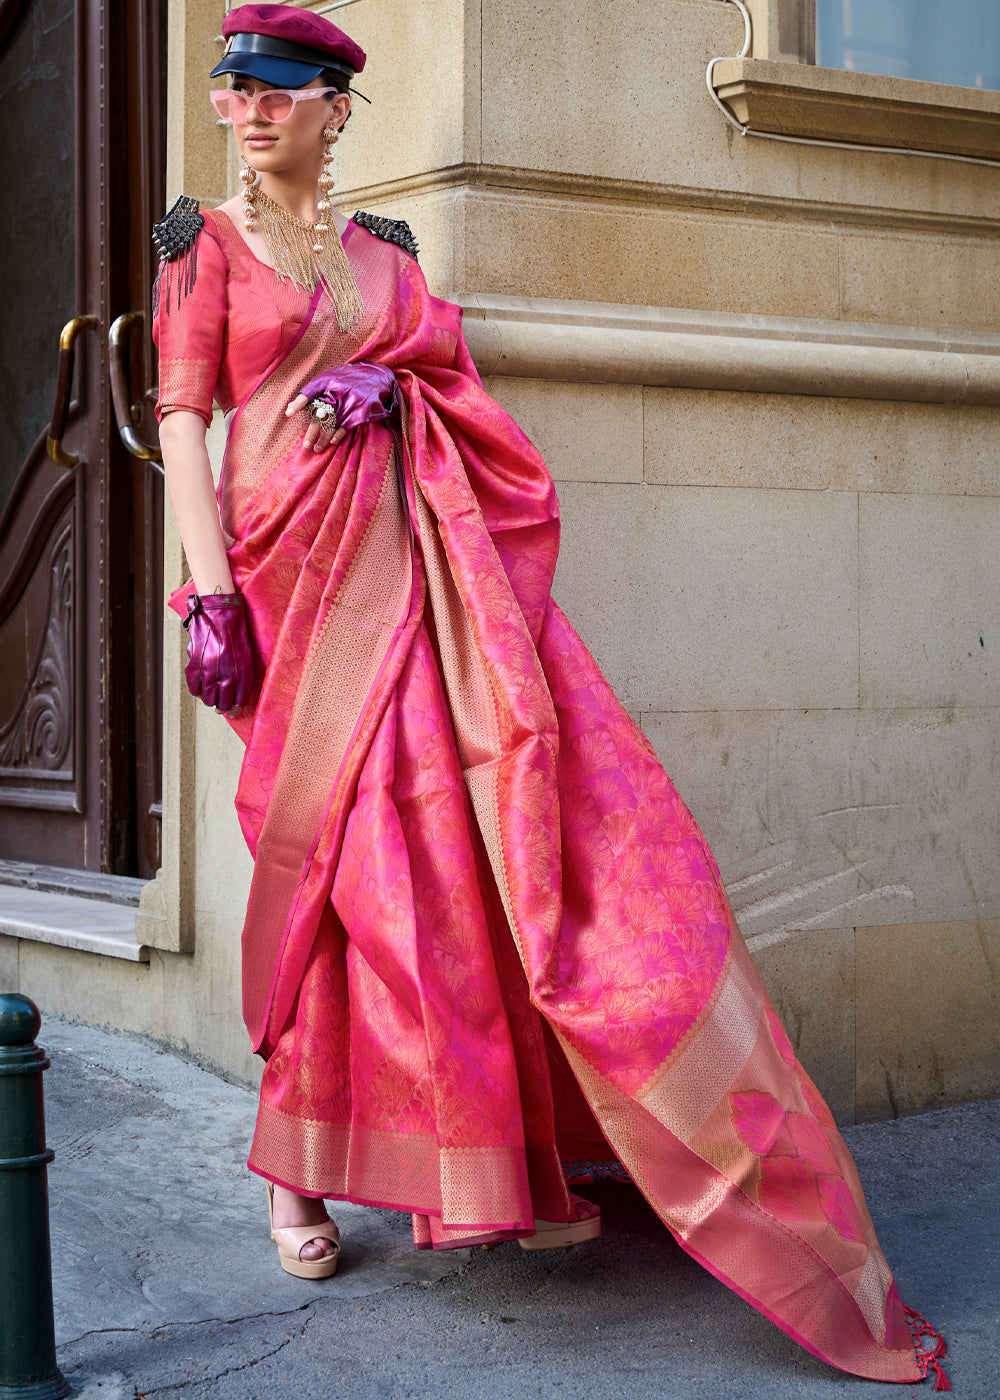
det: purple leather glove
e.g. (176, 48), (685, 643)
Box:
(183, 592), (255, 712)
(299, 362), (397, 431)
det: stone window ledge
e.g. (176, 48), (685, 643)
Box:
(712, 58), (1000, 161)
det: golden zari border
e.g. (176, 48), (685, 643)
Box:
(250, 1099), (533, 1229)
(242, 439), (414, 1045)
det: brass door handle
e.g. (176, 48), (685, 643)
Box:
(47, 315), (99, 468)
(109, 311), (164, 471)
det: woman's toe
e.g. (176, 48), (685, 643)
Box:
(299, 1237), (335, 1261)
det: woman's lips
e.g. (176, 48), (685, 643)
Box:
(245, 134), (278, 148)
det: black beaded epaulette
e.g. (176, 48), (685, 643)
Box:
(352, 211), (419, 261)
(152, 195), (205, 315)
(153, 195), (204, 261)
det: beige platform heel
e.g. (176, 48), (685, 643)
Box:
(519, 1203), (602, 1250)
(266, 1180), (341, 1279)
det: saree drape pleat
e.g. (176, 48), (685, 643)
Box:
(160, 210), (924, 1384)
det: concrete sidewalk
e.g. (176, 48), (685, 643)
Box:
(37, 1016), (997, 1399)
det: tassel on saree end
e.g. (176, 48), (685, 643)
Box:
(903, 1305), (951, 1391)
(931, 1361), (953, 1393)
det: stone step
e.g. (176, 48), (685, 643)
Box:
(0, 883), (150, 962)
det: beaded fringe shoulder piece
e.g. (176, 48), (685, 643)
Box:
(352, 211), (419, 261)
(152, 195), (205, 316)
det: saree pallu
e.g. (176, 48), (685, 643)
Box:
(158, 208), (931, 1384)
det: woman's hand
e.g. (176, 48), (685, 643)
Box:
(184, 592), (255, 712)
(285, 393), (347, 453)
(287, 364), (398, 454)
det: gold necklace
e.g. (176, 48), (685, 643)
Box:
(249, 186), (363, 332)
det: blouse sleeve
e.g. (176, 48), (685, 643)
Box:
(152, 220), (228, 427)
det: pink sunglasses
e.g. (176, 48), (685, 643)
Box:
(210, 87), (336, 124)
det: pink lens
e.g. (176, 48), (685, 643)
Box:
(255, 91), (295, 121)
(209, 88), (332, 124)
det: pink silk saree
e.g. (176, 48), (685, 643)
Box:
(154, 208), (941, 1386)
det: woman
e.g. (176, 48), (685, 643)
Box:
(153, 4), (948, 1388)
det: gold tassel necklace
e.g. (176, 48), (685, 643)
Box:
(242, 125), (363, 333)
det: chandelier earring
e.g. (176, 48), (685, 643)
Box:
(240, 154), (257, 233)
(314, 124), (339, 254)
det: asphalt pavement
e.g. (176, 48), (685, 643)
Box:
(33, 1015), (999, 1399)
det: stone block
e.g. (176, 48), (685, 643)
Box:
(554, 482), (858, 712)
(714, 55), (1000, 162)
(459, 193), (841, 319)
(332, 0), (468, 194)
(860, 494), (1000, 708)
(482, 379), (643, 484)
(643, 387), (1000, 496)
(481, 0), (741, 190)
(855, 919), (1000, 1119)
(194, 702), (254, 926)
(167, 1), (228, 205)
(841, 231), (1000, 332)
(0, 933), (17, 992)
(18, 943), (166, 1043)
(160, 928), (261, 1086)
(751, 927), (856, 1124)
(641, 707), (1000, 940)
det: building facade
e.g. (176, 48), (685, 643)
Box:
(2, 0), (998, 1124)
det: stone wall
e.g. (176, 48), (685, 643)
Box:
(8, 0), (998, 1122)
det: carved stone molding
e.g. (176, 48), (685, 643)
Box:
(459, 293), (1000, 405)
(0, 522), (73, 776)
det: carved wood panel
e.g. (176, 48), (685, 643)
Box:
(0, 505), (76, 800)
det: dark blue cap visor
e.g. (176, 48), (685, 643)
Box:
(210, 52), (325, 88)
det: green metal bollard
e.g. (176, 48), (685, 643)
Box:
(0, 995), (68, 1400)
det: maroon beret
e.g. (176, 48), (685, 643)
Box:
(215, 4), (366, 85)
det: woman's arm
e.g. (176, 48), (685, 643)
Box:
(159, 409), (235, 596)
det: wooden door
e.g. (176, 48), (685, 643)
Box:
(0, 0), (165, 877)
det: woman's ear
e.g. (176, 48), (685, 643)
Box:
(330, 91), (351, 131)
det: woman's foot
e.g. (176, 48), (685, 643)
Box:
(269, 1182), (338, 1263)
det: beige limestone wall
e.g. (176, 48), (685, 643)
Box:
(332, 0), (1000, 333)
(7, 0), (997, 1126)
(488, 375), (1000, 1122)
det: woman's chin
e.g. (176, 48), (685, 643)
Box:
(241, 144), (282, 169)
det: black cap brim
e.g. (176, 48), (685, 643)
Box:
(210, 52), (325, 87)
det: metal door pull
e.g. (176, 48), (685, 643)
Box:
(109, 311), (164, 470)
(46, 315), (99, 469)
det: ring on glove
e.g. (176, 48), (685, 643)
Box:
(298, 363), (398, 436)
(308, 399), (338, 427)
